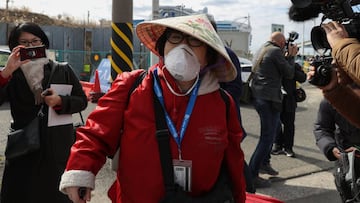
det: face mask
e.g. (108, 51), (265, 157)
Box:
(164, 44), (201, 81)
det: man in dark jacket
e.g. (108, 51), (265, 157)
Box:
(249, 31), (298, 188)
(313, 97), (360, 202)
(272, 63), (306, 157)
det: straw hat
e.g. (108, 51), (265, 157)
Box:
(136, 14), (237, 82)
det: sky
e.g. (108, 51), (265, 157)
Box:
(2, 0), (322, 55)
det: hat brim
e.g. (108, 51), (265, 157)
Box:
(136, 14), (237, 82)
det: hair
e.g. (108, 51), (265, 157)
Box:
(8, 22), (50, 51)
(155, 28), (218, 66)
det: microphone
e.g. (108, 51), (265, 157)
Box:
(288, 4), (322, 21)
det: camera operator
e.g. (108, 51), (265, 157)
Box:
(307, 21), (360, 128)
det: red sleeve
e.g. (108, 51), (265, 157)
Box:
(0, 71), (11, 86)
(65, 69), (147, 174)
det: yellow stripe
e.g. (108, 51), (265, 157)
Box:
(110, 58), (123, 74)
(111, 39), (133, 70)
(111, 22), (133, 50)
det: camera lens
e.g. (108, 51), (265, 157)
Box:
(311, 26), (331, 51)
(27, 50), (36, 57)
(318, 65), (331, 77)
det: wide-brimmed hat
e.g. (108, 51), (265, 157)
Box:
(136, 14), (236, 82)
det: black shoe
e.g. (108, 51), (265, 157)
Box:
(253, 177), (271, 188)
(284, 148), (295, 157)
(259, 164), (279, 176)
(271, 145), (284, 155)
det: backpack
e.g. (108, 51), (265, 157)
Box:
(334, 149), (360, 202)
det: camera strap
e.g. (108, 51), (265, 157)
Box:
(247, 45), (271, 83)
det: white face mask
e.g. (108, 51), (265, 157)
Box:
(164, 44), (201, 81)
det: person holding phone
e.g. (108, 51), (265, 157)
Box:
(0, 22), (87, 203)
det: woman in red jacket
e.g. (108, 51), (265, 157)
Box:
(59, 14), (246, 203)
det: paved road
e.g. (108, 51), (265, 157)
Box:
(0, 82), (342, 202)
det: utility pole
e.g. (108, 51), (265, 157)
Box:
(111, 0), (133, 80)
(5, 0), (10, 37)
(150, 0), (160, 65)
(152, 0), (159, 20)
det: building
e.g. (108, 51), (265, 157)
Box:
(157, 5), (252, 58)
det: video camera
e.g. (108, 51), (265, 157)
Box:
(289, 0), (360, 51)
(289, 0), (360, 86)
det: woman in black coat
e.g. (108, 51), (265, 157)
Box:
(0, 22), (87, 203)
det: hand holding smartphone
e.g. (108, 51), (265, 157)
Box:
(41, 89), (52, 97)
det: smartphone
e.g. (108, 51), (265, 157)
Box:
(41, 89), (51, 96)
(19, 45), (46, 61)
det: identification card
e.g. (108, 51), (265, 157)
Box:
(173, 159), (192, 192)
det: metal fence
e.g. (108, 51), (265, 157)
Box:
(53, 50), (151, 81)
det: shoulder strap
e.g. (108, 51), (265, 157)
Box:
(109, 69), (148, 162)
(127, 70), (147, 102)
(37, 60), (58, 117)
(47, 60), (58, 88)
(154, 96), (174, 195)
(152, 72), (175, 194)
(247, 45), (271, 82)
(219, 88), (230, 119)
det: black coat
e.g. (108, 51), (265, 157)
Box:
(314, 99), (360, 161)
(282, 63), (306, 112)
(1, 59), (87, 203)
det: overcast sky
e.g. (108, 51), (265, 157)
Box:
(2, 0), (322, 55)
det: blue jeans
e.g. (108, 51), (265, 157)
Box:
(249, 98), (280, 178)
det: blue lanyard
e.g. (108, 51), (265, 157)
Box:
(153, 68), (200, 150)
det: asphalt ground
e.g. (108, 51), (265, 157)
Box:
(0, 82), (343, 202)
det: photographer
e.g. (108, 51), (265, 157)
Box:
(249, 31), (298, 188)
(307, 21), (360, 128)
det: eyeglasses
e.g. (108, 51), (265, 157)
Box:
(18, 39), (42, 47)
(166, 32), (204, 47)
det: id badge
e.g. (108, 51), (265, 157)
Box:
(173, 159), (192, 192)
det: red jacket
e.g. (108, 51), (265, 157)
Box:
(61, 65), (246, 202)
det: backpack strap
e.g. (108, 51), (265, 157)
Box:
(219, 88), (230, 119)
(110, 69), (148, 166)
(127, 70), (147, 102)
(154, 95), (175, 195)
(247, 45), (271, 83)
